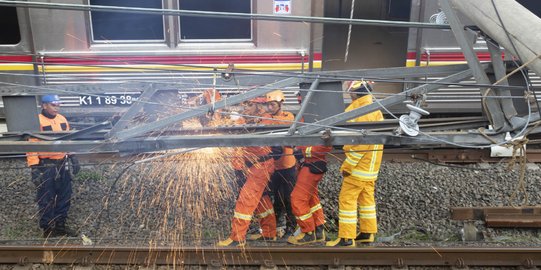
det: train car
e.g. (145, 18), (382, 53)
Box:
(322, 0), (541, 114)
(0, 0), (540, 125)
(0, 0), (324, 123)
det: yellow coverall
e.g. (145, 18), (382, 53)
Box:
(338, 95), (384, 239)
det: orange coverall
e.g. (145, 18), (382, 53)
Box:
(229, 112), (277, 241)
(291, 145), (332, 233)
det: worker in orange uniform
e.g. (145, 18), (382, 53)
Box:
(327, 81), (384, 247)
(262, 90), (298, 238)
(230, 97), (271, 189)
(218, 98), (277, 247)
(27, 95), (80, 238)
(287, 144), (332, 245)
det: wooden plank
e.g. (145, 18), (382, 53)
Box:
(485, 214), (541, 228)
(450, 207), (541, 221)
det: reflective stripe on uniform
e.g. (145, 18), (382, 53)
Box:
(359, 213), (377, 219)
(310, 203), (322, 213)
(256, 208), (275, 219)
(369, 144), (381, 172)
(305, 146), (312, 158)
(351, 169), (379, 180)
(339, 209), (356, 216)
(296, 212), (313, 221)
(359, 205), (376, 211)
(234, 211), (252, 221)
(339, 217), (357, 224)
(344, 151), (363, 166)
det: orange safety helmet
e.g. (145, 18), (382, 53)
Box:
(251, 96), (267, 104)
(201, 89), (222, 105)
(266, 90), (285, 103)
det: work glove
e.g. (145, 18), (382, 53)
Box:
(69, 155), (81, 176)
(234, 170), (246, 188)
(270, 146), (283, 160)
(30, 165), (43, 187)
(293, 148), (304, 161)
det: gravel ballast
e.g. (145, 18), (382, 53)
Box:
(0, 156), (540, 246)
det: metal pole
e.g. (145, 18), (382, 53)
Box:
(440, 0), (508, 131)
(450, 0), (541, 77)
(287, 79), (320, 135)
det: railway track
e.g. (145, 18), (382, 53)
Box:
(0, 245), (540, 268)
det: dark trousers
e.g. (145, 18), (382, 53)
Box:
(269, 166), (297, 232)
(33, 161), (72, 230)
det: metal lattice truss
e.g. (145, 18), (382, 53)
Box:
(0, 63), (538, 154)
(1, 0), (541, 154)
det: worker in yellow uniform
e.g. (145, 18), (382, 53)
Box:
(261, 90), (298, 238)
(327, 81), (384, 247)
(27, 95), (80, 238)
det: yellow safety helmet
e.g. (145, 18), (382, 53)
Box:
(266, 90), (285, 103)
(346, 80), (373, 93)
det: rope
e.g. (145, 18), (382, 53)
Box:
(503, 121), (541, 207)
(506, 137), (529, 207)
(476, 127), (498, 144)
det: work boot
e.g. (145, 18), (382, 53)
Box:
(355, 232), (375, 243)
(283, 227), (296, 239)
(42, 227), (54, 238)
(53, 222), (78, 237)
(247, 233), (277, 241)
(315, 225), (329, 242)
(287, 231), (316, 245)
(326, 238), (355, 247)
(216, 238), (245, 247)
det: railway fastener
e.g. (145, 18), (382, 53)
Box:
(328, 257), (344, 270)
(453, 258), (467, 269)
(522, 258), (535, 269)
(391, 257), (406, 269)
(260, 259), (277, 270)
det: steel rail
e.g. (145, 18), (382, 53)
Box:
(0, 246), (539, 268)
(0, 1), (450, 29)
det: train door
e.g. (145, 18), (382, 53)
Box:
(322, 0), (411, 94)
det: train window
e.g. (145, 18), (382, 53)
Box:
(90, 0), (165, 42)
(387, 0), (411, 21)
(517, 0), (541, 18)
(178, 0), (251, 40)
(0, 7), (21, 44)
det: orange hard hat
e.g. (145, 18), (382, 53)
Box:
(251, 96), (267, 104)
(266, 90), (285, 103)
(201, 89), (222, 104)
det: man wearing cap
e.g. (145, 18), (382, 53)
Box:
(27, 95), (78, 238)
(326, 81), (384, 247)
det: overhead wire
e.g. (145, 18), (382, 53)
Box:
(0, 0), (450, 29)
